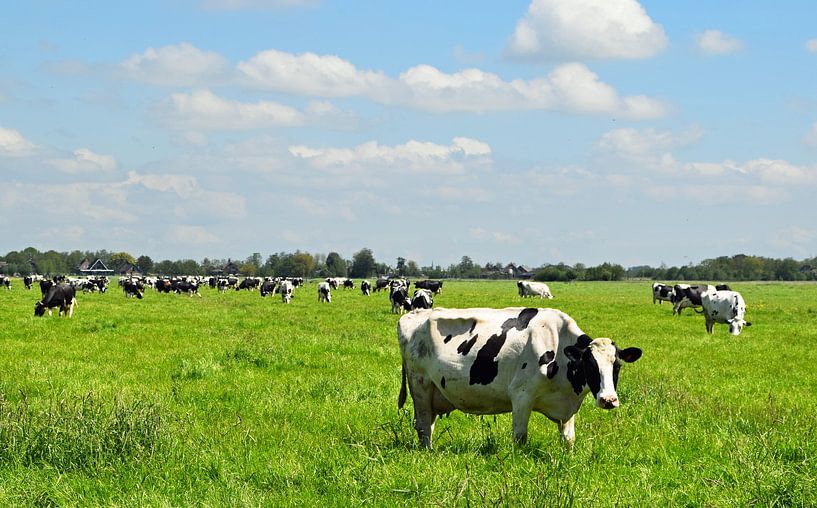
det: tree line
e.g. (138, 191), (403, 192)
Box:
(1, 247), (816, 281)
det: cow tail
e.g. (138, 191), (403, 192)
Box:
(398, 361), (407, 409)
(693, 307), (704, 314)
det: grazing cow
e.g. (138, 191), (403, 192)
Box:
(411, 289), (434, 310)
(517, 280), (553, 299)
(360, 280), (371, 296)
(672, 284), (711, 315)
(415, 280), (443, 295)
(374, 278), (390, 292)
(260, 280), (277, 297)
(35, 283), (77, 317)
(237, 278), (260, 291)
(1, 276), (10, 290)
(123, 280), (144, 299)
(652, 283), (674, 304)
(343, 279), (355, 289)
(155, 279), (173, 293)
(173, 280), (202, 297)
(397, 307), (642, 449)
(318, 282), (332, 303)
(702, 290), (751, 335)
(280, 280), (294, 304)
(24, 276), (34, 289)
(390, 287), (412, 314)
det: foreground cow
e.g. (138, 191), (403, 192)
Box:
(397, 307), (641, 449)
(652, 283), (674, 304)
(517, 280), (553, 299)
(702, 290), (751, 335)
(35, 283), (77, 317)
(318, 282), (331, 303)
(280, 280), (294, 304)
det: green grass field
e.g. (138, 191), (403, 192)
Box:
(1, 279), (816, 506)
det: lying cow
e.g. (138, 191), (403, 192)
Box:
(652, 283), (674, 304)
(35, 283), (77, 317)
(318, 282), (332, 303)
(517, 280), (553, 299)
(410, 288), (433, 310)
(398, 307), (641, 449)
(280, 280), (294, 304)
(361, 280), (371, 296)
(702, 289), (751, 335)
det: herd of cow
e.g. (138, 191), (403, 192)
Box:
(6, 272), (753, 451)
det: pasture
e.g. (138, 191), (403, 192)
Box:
(0, 279), (816, 505)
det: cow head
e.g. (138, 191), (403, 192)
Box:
(728, 319), (751, 336)
(34, 301), (46, 316)
(565, 338), (642, 409)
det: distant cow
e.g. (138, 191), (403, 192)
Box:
(517, 280), (553, 299)
(39, 279), (54, 297)
(390, 287), (412, 314)
(1, 276), (10, 290)
(671, 284), (731, 315)
(173, 280), (201, 297)
(35, 283), (77, 317)
(360, 280), (371, 296)
(237, 278), (260, 291)
(397, 307), (642, 449)
(702, 289), (751, 335)
(374, 279), (390, 293)
(343, 279), (355, 289)
(123, 280), (144, 299)
(318, 282), (332, 303)
(415, 280), (443, 294)
(24, 276), (33, 289)
(260, 280), (277, 297)
(280, 280), (294, 304)
(410, 289), (433, 310)
(652, 283), (674, 304)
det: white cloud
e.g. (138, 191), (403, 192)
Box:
(506, 0), (668, 60)
(46, 148), (117, 173)
(469, 228), (520, 244)
(121, 43), (229, 86)
(164, 89), (305, 130)
(165, 225), (218, 245)
(805, 123), (817, 147)
(200, 0), (316, 10)
(0, 127), (36, 157)
(806, 39), (817, 52)
(695, 30), (744, 55)
(596, 126), (702, 169)
(125, 171), (198, 197)
(237, 49), (389, 97)
(288, 137), (492, 174)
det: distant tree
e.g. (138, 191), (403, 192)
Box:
(110, 252), (136, 269)
(137, 255), (154, 274)
(396, 257), (407, 276)
(291, 251), (316, 278)
(350, 248), (376, 278)
(240, 262), (257, 276)
(326, 252), (347, 277)
(405, 260), (421, 277)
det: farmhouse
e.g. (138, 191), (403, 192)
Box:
(77, 257), (113, 276)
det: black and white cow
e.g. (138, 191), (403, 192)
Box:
(517, 280), (553, 299)
(123, 280), (144, 299)
(360, 280), (371, 296)
(24, 276), (34, 289)
(34, 283), (77, 317)
(652, 283), (674, 304)
(672, 284), (731, 315)
(410, 288), (433, 310)
(280, 280), (294, 304)
(397, 307), (642, 449)
(415, 280), (443, 295)
(39, 279), (54, 298)
(1, 276), (10, 290)
(374, 278), (390, 293)
(237, 277), (260, 291)
(702, 289), (751, 335)
(343, 278), (355, 289)
(390, 287), (412, 314)
(173, 280), (201, 297)
(318, 281), (332, 303)
(260, 280), (277, 297)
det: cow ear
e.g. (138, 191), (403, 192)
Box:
(619, 347), (642, 363)
(745, 322), (752, 327)
(564, 345), (583, 362)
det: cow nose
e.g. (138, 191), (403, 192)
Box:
(598, 396), (619, 409)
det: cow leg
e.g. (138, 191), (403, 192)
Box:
(558, 416), (576, 449)
(706, 318), (714, 334)
(407, 374), (437, 449)
(511, 397), (533, 445)
(67, 299), (75, 318)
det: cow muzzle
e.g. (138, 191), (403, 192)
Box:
(597, 395), (620, 409)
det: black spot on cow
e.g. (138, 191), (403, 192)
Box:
(521, 362), (527, 369)
(457, 335), (478, 355)
(468, 308), (540, 386)
(538, 350), (555, 366)
(444, 334), (453, 344)
(576, 334), (592, 348)
(469, 320), (477, 333)
(440, 376), (446, 389)
(547, 362), (559, 379)
(583, 351), (601, 398)
(413, 338), (430, 358)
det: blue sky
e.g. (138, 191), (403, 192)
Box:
(2, 0), (816, 267)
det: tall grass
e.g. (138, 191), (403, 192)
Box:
(0, 279), (816, 505)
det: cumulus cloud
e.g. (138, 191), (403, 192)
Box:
(46, 148), (117, 173)
(806, 39), (817, 52)
(288, 137), (492, 174)
(163, 89), (305, 130)
(120, 43), (230, 86)
(0, 127), (37, 157)
(505, 0), (667, 60)
(695, 30), (744, 55)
